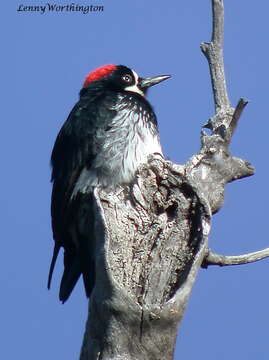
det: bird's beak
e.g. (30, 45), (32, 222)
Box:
(139, 75), (171, 89)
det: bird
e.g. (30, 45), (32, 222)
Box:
(48, 64), (170, 302)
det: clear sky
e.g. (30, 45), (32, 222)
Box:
(2, 1), (269, 359)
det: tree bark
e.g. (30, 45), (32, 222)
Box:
(79, 1), (266, 359)
(80, 161), (211, 360)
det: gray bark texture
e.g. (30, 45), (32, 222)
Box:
(79, 1), (258, 359)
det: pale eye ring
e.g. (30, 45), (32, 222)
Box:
(122, 74), (132, 83)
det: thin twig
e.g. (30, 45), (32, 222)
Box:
(203, 248), (269, 267)
(229, 98), (249, 136)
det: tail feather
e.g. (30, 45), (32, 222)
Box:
(59, 255), (82, 303)
(47, 244), (61, 289)
(82, 260), (95, 298)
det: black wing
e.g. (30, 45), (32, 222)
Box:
(48, 92), (116, 302)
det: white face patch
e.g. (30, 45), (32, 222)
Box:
(124, 70), (144, 96)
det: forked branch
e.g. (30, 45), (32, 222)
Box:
(199, 0), (267, 270)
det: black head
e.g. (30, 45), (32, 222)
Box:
(82, 64), (171, 96)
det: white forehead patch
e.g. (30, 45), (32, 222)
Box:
(124, 70), (144, 96)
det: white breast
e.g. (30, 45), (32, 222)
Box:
(120, 126), (162, 184)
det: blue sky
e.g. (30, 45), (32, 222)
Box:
(2, 1), (269, 359)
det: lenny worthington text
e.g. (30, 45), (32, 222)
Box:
(17, 3), (104, 14)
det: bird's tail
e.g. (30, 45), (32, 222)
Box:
(59, 255), (82, 303)
(47, 243), (61, 289)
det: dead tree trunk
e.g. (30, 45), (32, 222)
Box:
(79, 1), (268, 359)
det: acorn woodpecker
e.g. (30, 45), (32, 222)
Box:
(48, 64), (170, 302)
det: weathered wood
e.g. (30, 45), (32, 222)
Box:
(79, 1), (257, 359)
(80, 159), (211, 360)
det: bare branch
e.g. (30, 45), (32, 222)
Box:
(201, 0), (230, 111)
(188, 0), (254, 215)
(211, 0), (224, 45)
(203, 248), (269, 267)
(229, 98), (248, 137)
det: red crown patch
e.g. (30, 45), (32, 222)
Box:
(83, 64), (117, 87)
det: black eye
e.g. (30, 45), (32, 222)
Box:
(122, 74), (132, 83)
